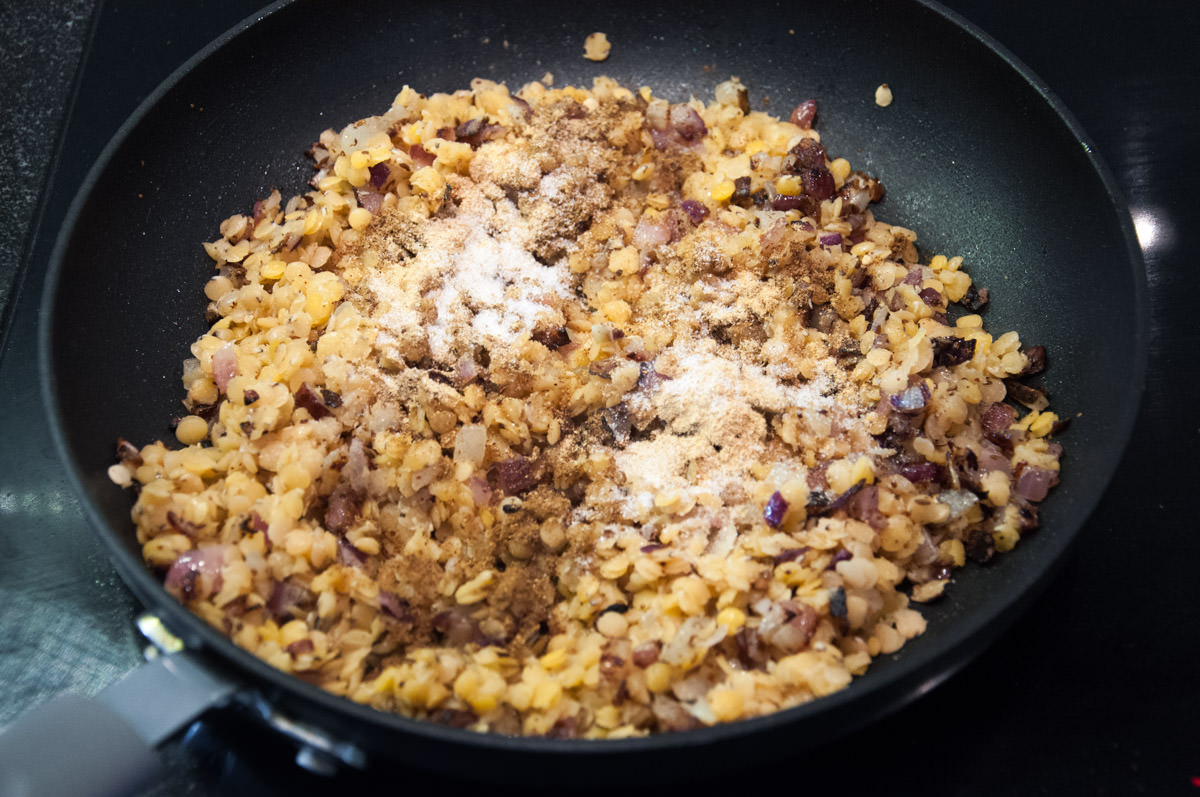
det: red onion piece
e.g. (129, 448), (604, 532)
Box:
(267, 579), (313, 621)
(774, 547), (808, 564)
(212, 343), (237, 393)
(294, 383), (332, 420)
(807, 480), (866, 516)
(603, 404), (631, 445)
(900, 462), (941, 483)
(379, 591), (414, 623)
(848, 485), (886, 530)
(409, 144), (435, 168)
(787, 138), (826, 170)
(1022, 345), (1048, 375)
(164, 545), (227, 602)
(286, 639), (314, 656)
(432, 608), (480, 646)
(932, 336), (976, 367)
(532, 325), (571, 349)
(489, 456), (538, 495)
(466, 474), (493, 507)
(166, 511), (200, 538)
(1004, 379), (1049, 411)
(1015, 466), (1058, 502)
(819, 232), (843, 246)
(961, 284), (989, 311)
(763, 491), (789, 528)
(802, 167), (836, 201)
(454, 354), (481, 386)
(668, 104), (707, 140)
(116, 438), (143, 466)
(680, 199), (709, 225)
(510, 95), (533, 119)
(825, 549), (852, 571)
(355, 187), (383, 214)
(912, 532), (941, 566)
(734, 627), (765, 669)
(980, 403), (1017, 435)
(771, 195), (805, 212)
(325, 483), (361, 533)
(977, 441), (1012, 474)
(651, 695), (701, 732)
(454, 117), (503, 148)
(337, 536), (368, 567)
(765, 600), (818, 653)
(632, 215), (674, 251)
(368, 162), (390, 188)
(649, 127), (673, 150)
(789, 99), (818, 129)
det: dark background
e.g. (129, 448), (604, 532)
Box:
(1, 1), (1196, 794)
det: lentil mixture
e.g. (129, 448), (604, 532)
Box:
(109, 75), (1064, 737)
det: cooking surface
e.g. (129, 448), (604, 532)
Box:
(1, 1), (1197, 794)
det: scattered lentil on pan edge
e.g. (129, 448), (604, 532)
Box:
(108, 75), (1064, 738)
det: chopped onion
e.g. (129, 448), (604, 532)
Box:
(632, 215), (674, 251)
(680, 199), (709, 225)
(411, 463), (438, 491)
(379, 591), (414, 623)
(490, 456), (538, 494)
(454, 424), (487, 464)
(355, 187), (383, 214)
(977, 441), (1012, 474)
(466, 474), (493, 507)
(266, 578), (311, 621)
(789, 99), (818, 129)
(409, 144), (435, 168)
(900, 462), (941, 483)
(981, 403), (1017, 435)
(849, 485), (886, 529)
(669, 104), (707, 140)
(165, 545), (227, 601)
(1015, 466), (1057, 502)
(368, 162), (390, 188)
(763, 491), (789, 528)
(212, 343), (237, 393)
(343, 438), (368, 493)
(337, 536), (367, 568)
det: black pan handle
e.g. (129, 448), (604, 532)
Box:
(0, 651), (237, 797)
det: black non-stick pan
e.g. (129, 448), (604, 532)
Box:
(16, 0), (1147, 793)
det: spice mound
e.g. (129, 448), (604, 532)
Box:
(110, 75), (1064, 737)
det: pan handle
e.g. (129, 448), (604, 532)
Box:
(0, 650), (237, 797)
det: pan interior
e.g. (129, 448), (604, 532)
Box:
(41, 0), (1145, 766)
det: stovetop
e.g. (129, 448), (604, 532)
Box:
(2, 1), (1198, 794)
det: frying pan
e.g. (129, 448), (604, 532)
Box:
(13, 0), (1146, 792)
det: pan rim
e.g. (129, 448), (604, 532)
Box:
(38, 0), (1148, 761)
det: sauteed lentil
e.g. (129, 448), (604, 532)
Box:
(109, 75), (1062, 736)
